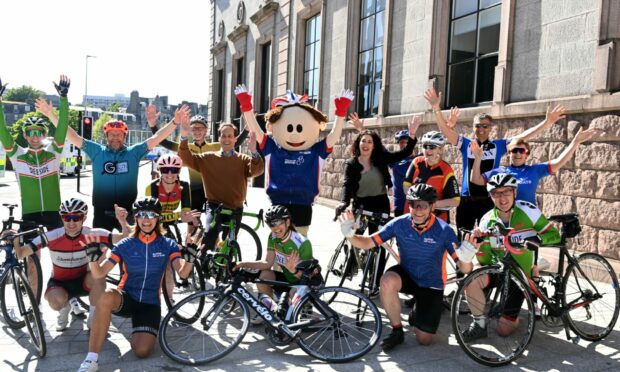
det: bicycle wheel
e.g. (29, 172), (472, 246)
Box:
(105, 262), (123, 286)
(236, 223), (262, 261)
(13, 267), (46, 357)
(323, 238), (352, 290)
(563, 253), (620, 341)
(162, 260), (206, 323)
(1, 269), (27, 328)
(22, 254), (43, 304)
(159, 289), (250, 365)
(451, 266), (535, 367)
(293, 286), (381, 363)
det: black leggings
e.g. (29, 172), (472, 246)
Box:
(354, 194), (390, 288)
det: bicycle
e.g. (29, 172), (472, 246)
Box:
(1, 203), (43, 304)
(0, 227), (47, 357)
(451, 213), (620, 366)
(158, 254), (382, 365)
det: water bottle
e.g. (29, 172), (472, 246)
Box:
(258, 293), (277, 312)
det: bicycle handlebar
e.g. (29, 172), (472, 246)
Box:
(1, 226), (48, 248)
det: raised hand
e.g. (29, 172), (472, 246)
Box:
(574, 127), (598, 144)
(469, 140), (483, 159)
(35, 98), (55, 118)
(424, 87), (442, 109)
(247, 131), (257, 153)
(80, 234), (104, 262)
(114, 204), (128, 223)
(234, 84), (254, 113)
(408, 115), (422, 137)
(145, 104), (160, 128)
(285, 250), (300, 274)
(0, 77), (7, 97)
(53, 75), (70, 97)
(447, 107), (460, 129)
(348, 112), (364, 132)
(334, 89), (355, 117)
(338, 210), (356, 238)
(175, 104), (191, 125)
(453, 233), (480, 263)
(546, 104), (566, 124)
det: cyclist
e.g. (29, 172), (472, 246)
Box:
(338, 184), (476, 350)
(178, 121), (264, 254)
(403, 130), (460, 222)
(234, 205), (319, 323)
(146, 105), (248, 211)
(77, 197), (196, 371)
(423, 87), (567, 231)
(12, 198), (130, 331)
(462, 173), (561, 342)
(389, 129), (416, 217)
(36, 100), (191, 231)
(469, 128), (597, 205)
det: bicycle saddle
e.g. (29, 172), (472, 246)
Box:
(548, 213), (579, 223)
(2, 204), (18, 208)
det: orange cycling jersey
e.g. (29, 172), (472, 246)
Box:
(145, 179), (191, 223)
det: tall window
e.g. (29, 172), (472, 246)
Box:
(303, 14), (321, 106)
(357, 0), (385, 117)
(233, 58), (244, 126)
(214, 69), (225, 140)
(447, 0), (501, 107)
(259, 42), (272, 113)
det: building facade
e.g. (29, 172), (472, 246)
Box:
(209, 0), (620, 258)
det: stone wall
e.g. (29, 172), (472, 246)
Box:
(321, 113), (620, 259)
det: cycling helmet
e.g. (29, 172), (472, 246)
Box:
(421, 131), (446, 147)
(132, 197), (162, 214)
(486, 173), (519, 192)
(22, 116), (48, 132)
(406, 184), (438, 203)
(59, 198), (88, 214)
(103, 120), (128, 134)
(265, 205), (291, 225)
(190, 115), (208, 126)
(157, 154), (183, 169)
(394, 130), (409, 141)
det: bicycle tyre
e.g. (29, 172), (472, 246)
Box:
(162, 260), (206, 323)
(13, 267), (46, 357)
(105, 263), (123, 286)
(323, 239), (353, 302)
(159, 289), (250, 365)
(0, 269), (27, 328)
(293, 286), (381, 363)
(236, 223), (262, 261)
(451, 265), (535, 367)
(22, 253), (43, 304)
(562, 253), (620, 341)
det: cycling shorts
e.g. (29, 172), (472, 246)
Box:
(46, 275), (90, 298)
(113, 290), (161, 336)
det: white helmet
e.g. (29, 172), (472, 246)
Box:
(421, 131), (446, 147)
(487, 173), (519, 192)
(157, 154), (183, 169)
(59, 198), (88, 214)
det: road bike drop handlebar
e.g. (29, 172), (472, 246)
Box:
(459, 224), (541, 256)
(1, 226), (48, 250)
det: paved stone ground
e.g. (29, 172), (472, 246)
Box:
(0, 163), (619, 371)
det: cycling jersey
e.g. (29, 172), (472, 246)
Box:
(389, 156), (414, 213)
(145, 179), (191, 223)
(403, 157), (460, 221)
(82, 140), (148, 209)
(482, 163), (553, 205)
(31, 226), (111, 281)
(108, 233), (181, 305)
(260, 136), (331, 205)
(0, 97), (69, 214)
(457, 136), (507, 197)
(267, 231), (313, 283)
(372, 214), (459, 290)
(477, 200), (561, 276)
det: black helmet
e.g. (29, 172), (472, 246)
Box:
(265, 205), (291, 225)
(406, 184), (438, 203)
(132, 197), (162, 214)
(487, 173), (518, 192)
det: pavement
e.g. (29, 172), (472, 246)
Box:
(0, 162), (619, 371)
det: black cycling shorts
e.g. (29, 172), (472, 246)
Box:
(113, 290), (161, 336)
(280, 204), (313, 227)
(387, 265), (444, 334)
(46, 276), (90, 298)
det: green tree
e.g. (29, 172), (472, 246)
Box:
(9, 112), (55, 147)
(93, 113), (113, 142)
(106, 102), (121, 112)
(4, 85), (45, 103)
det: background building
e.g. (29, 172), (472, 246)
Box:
(210, 0), (620, 258)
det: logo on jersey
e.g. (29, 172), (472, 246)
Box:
(103, 161), (129, 175)
(284, 155), (305, 166)
(423, 238), (437, 244)
(152, 252), (165, 258)
(28, 164), (51, 176)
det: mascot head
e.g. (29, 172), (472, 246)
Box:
(265, 90), (328, 151)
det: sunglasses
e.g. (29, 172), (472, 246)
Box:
(135, 211), (160, 219)
(26, 129), (45, 137)
(422, 144), (439, 150)
(61, 214), (84, 222)
(490, 189), (514, 198)
(267, 219), (285, 228)
(160, 167), (181, 174)
(510, 148), (528, 154)
(407, 201), (431, 210)
(474, 124), (490, 129)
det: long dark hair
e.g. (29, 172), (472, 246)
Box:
(351, 130), (385, 162)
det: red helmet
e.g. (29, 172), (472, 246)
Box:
(103, 120), (128, 134)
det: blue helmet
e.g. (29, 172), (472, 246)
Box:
(394, 130), (409, 141)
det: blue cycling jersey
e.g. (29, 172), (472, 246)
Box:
(389, 156), (414, 211)
(82, 140), (148, 209)
(372, 214), (458, 290)
(108, 234), (181, 305)
(483, 163), (552, 205)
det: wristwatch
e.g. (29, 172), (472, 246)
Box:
(180, 135), (189, 141)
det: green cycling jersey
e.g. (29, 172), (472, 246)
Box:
(267, 230), (313, 283)
(0, 97), (69, 214)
